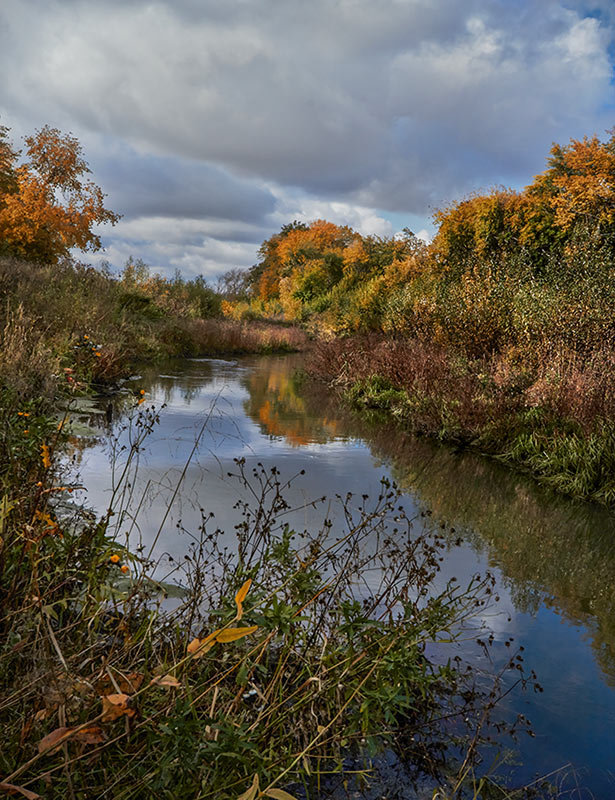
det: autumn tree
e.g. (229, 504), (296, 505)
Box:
(0, 125), (119, 263)
(527, 134), (615, 232)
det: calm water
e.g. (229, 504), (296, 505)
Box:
(71, 354), (615, 797)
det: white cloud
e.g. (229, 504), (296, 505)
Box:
(268, 188), (394, 238)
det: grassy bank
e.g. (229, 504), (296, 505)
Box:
(0, 255), (308, 412)
(0, 394), (545, 799)
(306, 336), (615, 505)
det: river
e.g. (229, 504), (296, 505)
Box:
(69, 354), (615, 798)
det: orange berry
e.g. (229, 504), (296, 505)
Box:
(109, 554), (120, 564)
(120, 565), (129, 574)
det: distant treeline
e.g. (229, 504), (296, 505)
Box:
(229, 131), (615, 362)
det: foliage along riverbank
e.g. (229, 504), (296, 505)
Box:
(222, 131), (615, 506)
(0, 255), (307, 414)
(0, 121), (307, 419)
(306, 335), (615, 505)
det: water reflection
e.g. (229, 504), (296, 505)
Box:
(75, 354), (615, 794)
(240, 356), (615, 688)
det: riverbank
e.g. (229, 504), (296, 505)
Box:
(223, 134), (615, 508)
(0, 255), (308, 410)
(0, 258), (533, 798)
(306, 335), (615, 506)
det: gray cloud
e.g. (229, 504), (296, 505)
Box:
(1, 0), (614, 274)
(91, 146), (276, 223)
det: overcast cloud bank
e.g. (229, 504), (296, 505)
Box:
(1, 0), (613, 277)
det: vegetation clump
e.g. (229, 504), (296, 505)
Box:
(0, 407), (541, 799)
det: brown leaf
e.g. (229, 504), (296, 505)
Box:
(117, 671), (144, 693)
(73, 726), (106, 745)
(38, 727), (72, 755)
(19, 719), (33, 746)
(100, 693), (135, 722)
(93, 670), (143, 695)
(0, 782), (42, 799)
(150, 674), (181, 688)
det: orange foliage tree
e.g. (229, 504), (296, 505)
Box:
(433, 131), (615, 275)
(528, 134), (615, 231)
(0, 125), (119, 263)
(251, 219), (360, 305)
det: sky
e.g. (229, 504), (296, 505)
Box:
(1, 0), (614, 280)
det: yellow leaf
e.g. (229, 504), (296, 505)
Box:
(265, 790), (299, 800)
(235, 578), (252, 605)
(234, 578), (252, 621)
(215, 625), (258, 643)
(41, 443), (50, 469)
(187, 630), (218, 659)
(236, 773), (259, 800)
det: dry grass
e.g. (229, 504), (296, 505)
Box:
(0, 256), (308, 396)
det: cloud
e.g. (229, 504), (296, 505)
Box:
(89, 146), (276, 224)
(89, 219), (261, 280)
(268, 187), (394, 238)
(1, 0), (614, 274)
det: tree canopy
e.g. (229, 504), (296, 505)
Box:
(0, 124), (119, 263)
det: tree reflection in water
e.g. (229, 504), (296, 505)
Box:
(241, 354), (615, 687)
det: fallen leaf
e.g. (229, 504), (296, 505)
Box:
(0, 782), (42, 799)
(93, 671), (143, 695)
(151, 674), (181, 688)
(216, 625), (258, 644)
(34, 709), (48, 722)
(73, 726), (106, 745)
(19, 719), (33, 746)
(38, 727), (72, 755)
(116, 671), (143, 693)
(101, 693), (135, 722)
